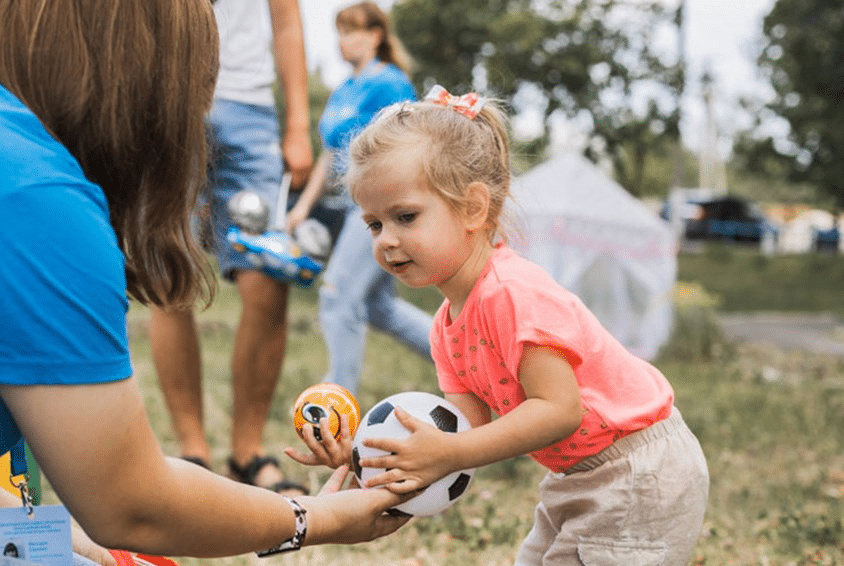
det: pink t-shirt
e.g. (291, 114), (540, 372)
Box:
(431, 244), (674, 473)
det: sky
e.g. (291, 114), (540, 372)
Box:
(678, 0), (779, 152)
(300, 0), (779, 155)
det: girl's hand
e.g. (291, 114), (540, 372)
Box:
(284, 414), (354, 469)
(357, 407), (456, 494)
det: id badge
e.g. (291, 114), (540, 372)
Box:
(0, 505), (72, 566)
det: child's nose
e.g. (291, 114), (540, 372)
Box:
(376, 226), (399, 250)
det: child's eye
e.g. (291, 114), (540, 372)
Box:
(397, 212), (417, 224)
(366, 220), (382, 234)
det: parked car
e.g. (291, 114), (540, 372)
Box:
(814, 226), (840, 252)
(662, 196), (776, 244)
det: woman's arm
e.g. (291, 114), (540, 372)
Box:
(359, 345), (582, 492)
(0, 379), (408, 557)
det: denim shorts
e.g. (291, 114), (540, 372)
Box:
(514, 408), (709, 566)
(205, 98), (284, 279)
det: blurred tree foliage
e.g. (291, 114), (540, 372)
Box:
(737, 0), (844, 206)
(305, 70), (332, 153)
(731, 133), (834, 207)
(391, 0), (684, 196)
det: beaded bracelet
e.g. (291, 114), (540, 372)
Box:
(256, 496), (308, 556)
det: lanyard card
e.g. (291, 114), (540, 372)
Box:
(0, 556), (44, 566)
(0, 505), (72, 566)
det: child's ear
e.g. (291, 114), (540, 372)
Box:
(464, 182), (491, 232)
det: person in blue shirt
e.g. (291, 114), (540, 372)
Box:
(0, 0), (408, 561)
(285, 1), (433, 394)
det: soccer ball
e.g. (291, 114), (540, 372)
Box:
(351, 391), (474, 517)
(293, 383), (361, 441)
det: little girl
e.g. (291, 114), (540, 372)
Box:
(293, 86), (709, 565)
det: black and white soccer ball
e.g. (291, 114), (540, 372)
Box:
(351, 391), (474, 517)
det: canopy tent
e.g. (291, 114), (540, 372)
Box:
(777, 209), (837, 253)
(509, 152), (677, 360)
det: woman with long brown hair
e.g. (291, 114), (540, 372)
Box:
(0, 0), (408, 560)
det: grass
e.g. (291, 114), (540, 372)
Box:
(678, 244), (844, 317)
(39, 246), (844, 565)
(660, 335), (844, 564)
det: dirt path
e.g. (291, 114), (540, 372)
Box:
(718, 312), (844, 356)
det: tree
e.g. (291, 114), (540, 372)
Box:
(750, 0), (844, 204)
(391, 0), (683, 196)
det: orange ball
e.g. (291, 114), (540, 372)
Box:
(293, 383), (361, 441)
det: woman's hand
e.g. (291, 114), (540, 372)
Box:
(281, 130), (313, 190)
(285, 414), (355, 469)
(300, 465), (412, 546)
(357, 407), (457, 494)
(283, 151), (332, 235)
(284, 204), (310, 235)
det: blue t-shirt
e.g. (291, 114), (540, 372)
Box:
(319, 60), (416, 154)
(0, 85), (131, 456)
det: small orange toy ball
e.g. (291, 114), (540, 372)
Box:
(293, 383), (361, 441)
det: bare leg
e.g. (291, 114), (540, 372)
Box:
(229, 270), (289, 488)
(149, 306), (209, 463)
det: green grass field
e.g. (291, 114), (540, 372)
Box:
(41, 246), (844, 565)
(678, 244), (844, 317)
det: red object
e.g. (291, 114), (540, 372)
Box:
(109, 550), (180, 566)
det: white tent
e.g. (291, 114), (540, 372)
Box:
(777, 209), (835, 253)
(509, 152), (677, 360)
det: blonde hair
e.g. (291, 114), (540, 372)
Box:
(347, 96), (512, 242)
(0, 0), (219, 308)
(336, 1), (413, 74)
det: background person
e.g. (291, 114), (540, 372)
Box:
(0, 0), (408, 559)
(285, 1), (433, 395)
(148, 0), (313, 493)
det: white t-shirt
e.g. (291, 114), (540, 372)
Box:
(213, 0), (276, 106)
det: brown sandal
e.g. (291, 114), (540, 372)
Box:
(227, 454), (308, 495)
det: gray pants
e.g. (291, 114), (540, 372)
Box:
(515, 408), (709, 566)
